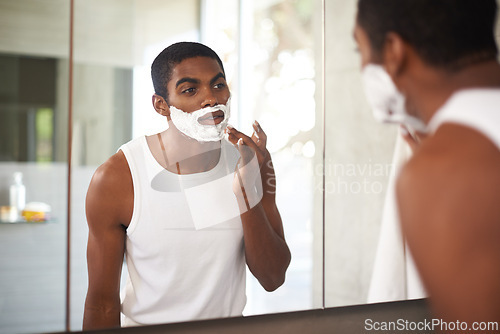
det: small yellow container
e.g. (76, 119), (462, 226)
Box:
(22, 202), (51, 222)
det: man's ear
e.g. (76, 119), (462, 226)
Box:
(383, 32), (408, 79)
(152, 94), (170, 117)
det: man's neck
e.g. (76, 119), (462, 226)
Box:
(156, 125), (222, 174)
(408, 60), (500, 125)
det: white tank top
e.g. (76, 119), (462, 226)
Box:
(118, 136), (246, 326)
(428, 89), (500, 150)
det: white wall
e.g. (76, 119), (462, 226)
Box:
(323, 0), (398, 307)
(0, 0), (70, 58)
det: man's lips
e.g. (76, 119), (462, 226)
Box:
(198, 111), (225, 125)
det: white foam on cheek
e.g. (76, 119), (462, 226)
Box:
(169, 97), (231, 142)
(362, 65), (428, 133)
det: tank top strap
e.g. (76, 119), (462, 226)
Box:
(428, 89), (500, 150)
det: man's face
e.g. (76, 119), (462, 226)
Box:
(353, 19), (426, 131)
(166, 56), (230, 125)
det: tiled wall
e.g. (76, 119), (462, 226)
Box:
(0, 163), (68, 333)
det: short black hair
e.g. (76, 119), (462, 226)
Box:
(151, 42), (225, 102)
(357, 0), (498, 71)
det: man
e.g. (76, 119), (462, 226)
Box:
(83, 42), (291, 330)
(354, 0), (500, 326)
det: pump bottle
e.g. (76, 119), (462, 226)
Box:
(9, 172), (26, 221)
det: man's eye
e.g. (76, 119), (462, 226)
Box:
(214, 83), (226, 89)
(182, 87), (195, 94)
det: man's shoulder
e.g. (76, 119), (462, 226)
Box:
(404, 122), (500, 180)
(397, 122), (500, 221)
(94, 136), (144, 181)
(86, 150), (133, 227)
(91, 151), (132, 192)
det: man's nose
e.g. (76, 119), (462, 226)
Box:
(201, 88), (217, 108)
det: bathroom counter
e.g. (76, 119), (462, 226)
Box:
(60, 298), (432, 334)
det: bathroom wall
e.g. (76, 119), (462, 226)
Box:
(0, 163), (67, 333)
(323, 0), (398, 307)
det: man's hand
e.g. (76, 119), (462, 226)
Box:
(226, 121), (269, 210)
(400, 125), (427, 153)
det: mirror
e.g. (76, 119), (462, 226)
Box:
(68, 0), (323, 331)
(3, 0), (324, 332)
(0, 0), (70, 333)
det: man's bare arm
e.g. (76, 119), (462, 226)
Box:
(239, 201), (290, 291)
(228, 123), (291, 292)
(83, 151), (133, 330)
(397, 124), (500, 324)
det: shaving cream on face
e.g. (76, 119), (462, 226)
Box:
(169, 97), (231, 142)
(361, 64), (428, 133)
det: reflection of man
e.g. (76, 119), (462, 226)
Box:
(83, 42), (291, 330)
(354, 0), (500, 326)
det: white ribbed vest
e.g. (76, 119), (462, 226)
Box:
(119, 136), (246, 326)
(428, 89), (500, 150)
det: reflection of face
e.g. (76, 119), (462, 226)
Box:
(166, 56), (230, 120)
(353, 20), (427, 132)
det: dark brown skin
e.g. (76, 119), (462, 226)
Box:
(354, 21), (500, 329)
(83, 56), (291, 330)
(226, 123), (290, 291)
(83, 150), (131, 330)
(398, 124), (500, 325)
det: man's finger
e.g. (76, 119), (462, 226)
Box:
(252, 121), (267, 147)
(227, 125), (260, 152)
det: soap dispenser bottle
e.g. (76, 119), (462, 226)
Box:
(10, 172), (26, 221)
